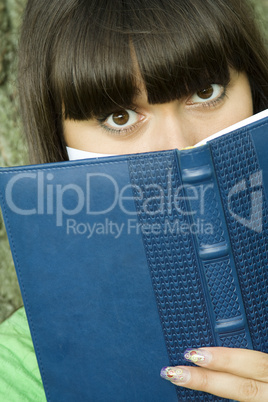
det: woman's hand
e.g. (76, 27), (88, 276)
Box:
(160, 347), (268, 401)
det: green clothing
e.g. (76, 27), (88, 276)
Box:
(0, 307), (46, 401)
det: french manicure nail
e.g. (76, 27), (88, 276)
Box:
(184, 348), (212, 365)
(160, 366), (191, 384)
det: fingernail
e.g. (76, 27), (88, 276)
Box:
(184, 348), (212, 365)
(160, 366), (191, 384)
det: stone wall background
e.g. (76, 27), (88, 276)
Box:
(0, 0), (268, 323)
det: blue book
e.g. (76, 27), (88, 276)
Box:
(0, 111), (268, 401)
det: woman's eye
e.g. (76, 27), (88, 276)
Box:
(187, 84), (224, 104)
(105, 109), (140, 130)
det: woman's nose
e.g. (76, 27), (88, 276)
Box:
(151, 114), (194, 150)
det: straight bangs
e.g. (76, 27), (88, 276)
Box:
(51, 0), (254, 121)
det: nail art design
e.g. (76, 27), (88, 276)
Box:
(184, 348), (210, 364)
(160, 367), (190, 384)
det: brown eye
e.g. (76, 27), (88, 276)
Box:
(105, 109), (142, 132)
(112, 110), (130, 126)
(187, 84), (223, 105)
(196, 86), (214, 99)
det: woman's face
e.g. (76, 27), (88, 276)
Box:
(63, 69), (253, 154)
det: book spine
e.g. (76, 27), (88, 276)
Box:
(178, 145), (253, 349)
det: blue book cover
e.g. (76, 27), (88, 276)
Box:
(0, 112), (267, 401)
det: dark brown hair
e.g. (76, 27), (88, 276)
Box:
(19, 0), (268, 164)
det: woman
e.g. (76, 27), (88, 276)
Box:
(0, 0), (268, 400)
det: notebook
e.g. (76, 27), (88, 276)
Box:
(0, 111), (268, 401)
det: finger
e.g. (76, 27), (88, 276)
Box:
(160, 365), (268, 402)
(183, 347), (268, 382)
